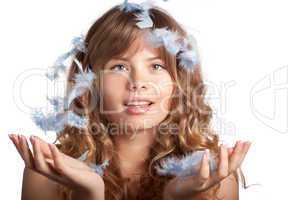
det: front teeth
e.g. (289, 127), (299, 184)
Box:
(126, 101), (151, 106)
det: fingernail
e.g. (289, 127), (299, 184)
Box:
(33, 135), (39, 141)
(29, 136), (35, 144)
(22, 135), (26, 142)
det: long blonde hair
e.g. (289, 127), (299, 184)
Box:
(54, 5), (246, 200)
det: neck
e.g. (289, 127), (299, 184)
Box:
(112, 127), (157, 178)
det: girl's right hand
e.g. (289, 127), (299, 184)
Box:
(8, 134), (105, 199)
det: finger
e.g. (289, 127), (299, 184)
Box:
(45, 158), (63, 172)
(49, 144), (79, 177)
(199, 149), (210, 180)
(33, 136), (53, 158)
(49, 144), (81, 188)
(19, 135), (35, 168)
(34, 136), (75, 170)
(45, 158), (54, 166)
(30, 136), (49, 174)
(228, 141), (244, 172)
(218, 144), (229, 179)
(30, 137), (68, 184)
(9, 134), (22, 154)
(9, 134), (26, 161)
(45, 158), (60, 174)
(236, 141), (252, 166)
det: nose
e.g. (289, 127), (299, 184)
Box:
(128, 81), (147, 92)
(127, 67), (148, 92)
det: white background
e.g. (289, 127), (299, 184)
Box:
(0, 0), (298, 199)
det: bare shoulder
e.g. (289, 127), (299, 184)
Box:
(21, 167), (62, 200)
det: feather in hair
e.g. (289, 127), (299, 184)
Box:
(66, 111), (88, 129)
(147, 28), (201, 71)
(120, 0), (168, 29)
(77, 150), (110, 176)
(178, 50), (199, 71)
(45, 51), (73, 81)
(31, 109), (88, 134)
(89, 160), (110, 176)
(46, 96), (68, 112)
(67, 68), (95, 108)
(73, 58), (84, 72)
(45, 35), (86, 80)
(135, 1), (154, 28)
(155, 150), (216, 178)
(177, 34), (200, 70)
(146, 27), (181, 55)
(71, 34), (87, 53)
(119, 0), (143, 12)
(136, 10), (153, 28)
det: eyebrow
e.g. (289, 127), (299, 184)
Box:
(111, 56), (163, 61)
(146, 56), (163, 61)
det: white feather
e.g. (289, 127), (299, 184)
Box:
(77, 150), (110, 176)
(45, 35), (87, 81)
(147, 27), (181, 55)
(47, 96), (68, 112)
(155, 150), (216, 178)
(136, 10), (153, 29)
(67, 69), (95, 107)
(31, 109), (88, 134)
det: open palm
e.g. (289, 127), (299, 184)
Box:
(163, 141), (251, 200)
(8, 134), (105, 197)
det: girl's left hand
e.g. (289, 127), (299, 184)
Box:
(163, 141), (251, 200)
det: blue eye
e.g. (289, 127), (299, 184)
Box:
(153, 63), (165, 70)
(111, 64), (128, 71)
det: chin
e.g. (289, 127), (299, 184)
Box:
(122, 119), (157, 131)
(105, 112), (168, 134)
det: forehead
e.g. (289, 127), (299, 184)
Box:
(119, 34), (161, 59)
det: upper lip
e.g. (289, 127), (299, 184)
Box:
(124, 96), (155, 106)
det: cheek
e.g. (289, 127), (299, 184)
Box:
(100, 75), (127, 108)
(156, 79), (174, 113)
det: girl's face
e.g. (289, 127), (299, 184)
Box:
(99, 37), (174, 134)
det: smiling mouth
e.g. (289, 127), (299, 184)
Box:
(124, 102), (154, 106)
(123, 101), (154, 115)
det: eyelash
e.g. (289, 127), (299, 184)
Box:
(111, 64), (128, 71)
(110, 64), (165, 71)
(153, 63), (165, 70)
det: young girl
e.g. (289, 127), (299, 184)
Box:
(8, 2), (251, 200)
